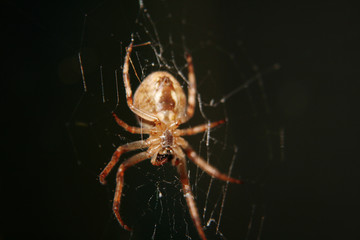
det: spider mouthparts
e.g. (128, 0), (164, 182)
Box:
(151, 147), (174, 166)
(153, 152), (173, 166)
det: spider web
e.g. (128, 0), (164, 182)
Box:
(66, 1), (283, 239)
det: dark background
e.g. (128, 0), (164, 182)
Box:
(3, 0), (359, 239)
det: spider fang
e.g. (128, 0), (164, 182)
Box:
(153, 147), (174, 166)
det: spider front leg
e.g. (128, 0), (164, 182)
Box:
(123, 42), (159, 122)
(99, 140), (147, 184)
(176, 119), (225, 136)
(181, 52), (197, 123)
(112, 112), (150, 134)
(175, 148), (207, 240)
(113, 151), (151, 231)
(179, 138), (242, 184)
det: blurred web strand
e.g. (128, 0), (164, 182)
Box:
(78, 52), (87, 92)
(280, 127), (285, 161)
(114, 69), (120, 107)
(257, 216), (266, 240)
(197, 93), (209, 120)
(129, 41), (152, 83)
(144, 11), (163, 56)
(137, 8), (165, 68)
(170, 42), (188, 84)
(214, 63), (280, 106)
(206, 121), (211, 147)
(216, 145), (238, 233)
(66, 13), (90, 168)
(151, 224), (157, 239)
(245, 204), (256, 240)
(202, 178), (214, 221)
(244, 204), (267, 240)
(77, 12), (89, 94)
(129, 55), (142, 83)
(100, 65), (105, 103)
(134, 51), (145, 78)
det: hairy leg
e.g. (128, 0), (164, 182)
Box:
(176, 149), (207, 240)
(113, 151), (151, 231)
(178, 138), (242, 184)
(99, 140), (147, 184)
(123, 42), (159, 122)
(176, 120), (225, 136)
(112, 112), (150, 134)
(181, 52), (197, 123)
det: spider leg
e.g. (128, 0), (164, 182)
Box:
(176, 119), (225, 136)
(178, 138), (242, 184)
(185, 53), (196, 121)
(179, 52), (197, 124)
(176, 148), (207, 240)
(113, 151), (151, 231)
(123, 42), (159, 122)
(112, 112), (150, 134)
(99, 140), (147, 184)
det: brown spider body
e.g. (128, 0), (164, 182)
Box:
(134, 71), (187, 126)
(99, 42), (242, 240)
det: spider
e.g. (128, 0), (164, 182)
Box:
(99, 41), (242, 240)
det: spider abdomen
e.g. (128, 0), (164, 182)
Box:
(133, 71), (187, 124)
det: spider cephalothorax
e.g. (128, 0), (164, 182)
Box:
(99, 41), (242, 240)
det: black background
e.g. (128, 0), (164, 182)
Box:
(3, 0), (359, 240)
